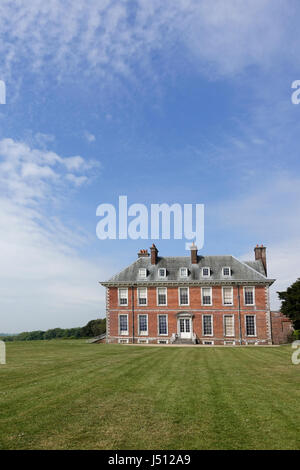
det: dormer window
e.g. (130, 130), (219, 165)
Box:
(179, 267), (188, 278)
(138, 268), (147, 279)
(158, 268), (166, 278)
(202, 267), (211, 277)
(222, 267), (231, 277)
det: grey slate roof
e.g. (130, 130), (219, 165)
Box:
(101, 255), (275, 286)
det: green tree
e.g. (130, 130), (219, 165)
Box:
(278, 278), (300, 329)
(81, 318), (106, 337)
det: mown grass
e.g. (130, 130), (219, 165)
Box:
(0, 340), (299, 450)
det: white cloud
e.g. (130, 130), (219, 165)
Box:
(0, 138), (98, 205)
(84, 131), (96, 143)
(0, 137), (105, 332)
(0, 0), (298, 84)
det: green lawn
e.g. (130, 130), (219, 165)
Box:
(0, 340), (299, 450)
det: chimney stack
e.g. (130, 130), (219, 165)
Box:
(150, 243), (158, 265)
(138, 249), (149, 258)
(190, 242), (198, 264)
(254, 244), (267, 276)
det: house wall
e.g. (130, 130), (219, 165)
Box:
(271, 311), (293, 344)
(106, 285), (271, 345)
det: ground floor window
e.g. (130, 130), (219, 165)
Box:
(203, 315), (213, 335)
(138, 314), (148, 335)
(119, 314), (128, 335)
(158, 314), (168, 335)
(224, 315), (234, 337)
(246, 315), (256, 336)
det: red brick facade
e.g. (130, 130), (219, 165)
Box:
(270, 311), (293, 344)
(102, 244), (275, 345)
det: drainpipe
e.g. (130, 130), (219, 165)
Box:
(237, 285), (243, 345)
(131, 285), (135, 344)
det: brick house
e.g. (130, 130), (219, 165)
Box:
(101, 243), (278, 345)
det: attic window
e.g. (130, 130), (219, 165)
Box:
(138, 268), (147, 278)
(222, 267), (231, 277)
(202, 267), (211, 277)
(158, 268), (166, 278)
(180, 267), (188, 278)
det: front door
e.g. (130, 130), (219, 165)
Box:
(179, 318), (192, 339)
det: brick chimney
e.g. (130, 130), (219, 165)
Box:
(138, 249), (149, 258)
(190, 242), (198, 264)
(254, 244), (267, 276)
(150, 243), (158, 265)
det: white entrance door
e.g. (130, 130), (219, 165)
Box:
(179, 318), (192, 339)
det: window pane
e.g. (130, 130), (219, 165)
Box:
(202, 288), (211, 305)
(246, 315), (255, 335)
(139, 315), (148, 332)
(158, 288), (167, 305)
(119, 315), (128, 332)
(158, 315), (167, 335)
(245, 288), (254, 305)
(119, 289), (128, 304)
(180, 288), (189, 304)
(138, 288), (147, 305)
(203, 315), (212, 335)
(224, 315), (234, 336)
(223, 288), (233, 304)
(223, 267), (230, 276)
(203, 268), (210, 276)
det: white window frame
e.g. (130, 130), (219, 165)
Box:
(223, 314), (235, 337)
(119, 314), (129, 335)
(202, 314), (213, 336)
(222, 286), (233, 306)
(118, 338), (129, 344)
(157, 287), (168, 306)
(222, 267), (231, 277)
(137, 287), (148, 306)
(179, 267), (188, 278)
(202, 267), (211, 277)
(203, 340), (214, 345)
(244, 286), (255, 306)
(138, 268), (147, 279)
(138, 339), (149, 344)
(245, 315), (257, 337)
(138, 314), (148, 336)
(118, 288), (128, 306)
(158, 314), (168, 336)
(178, 287), (190, 306)
(158, 268), (166, 278)
(201, 287), (212, 306)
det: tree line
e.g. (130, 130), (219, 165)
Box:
(0, 318), (106, 342)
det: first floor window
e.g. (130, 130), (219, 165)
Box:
(119, 315), (128, 334)
(139, 315), (148, 335)
(224, 315), (234, 336)
(179, 287), (189, 305)
(246, 315), (256, 336)
(244, 287), (254, 305)
(223, 287), (233, 305)
(119, 288), (128, 305)
(158, 315), (168, 335)
(138, 287), (147, 305)
(203, 315), (213, 335)
(157, 287), (167, 305)
(202, 287), (212, 305)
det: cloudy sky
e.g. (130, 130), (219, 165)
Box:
(0, 0), (300, 332)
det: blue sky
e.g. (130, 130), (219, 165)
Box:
(0, 0), (300, 332)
